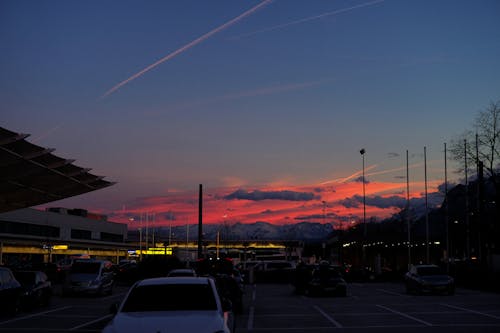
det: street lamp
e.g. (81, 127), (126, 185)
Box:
(129, 217), (142, 261)
(360, 148), (367, 266)
(360, 149), (366, 229)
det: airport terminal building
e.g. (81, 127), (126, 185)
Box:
(0, 208), (128, 265)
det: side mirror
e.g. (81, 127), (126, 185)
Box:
(109, 303), (119, 315)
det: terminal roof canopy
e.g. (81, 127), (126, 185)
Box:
(0, 127), (115, 213)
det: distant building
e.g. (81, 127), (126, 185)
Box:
(0, 208), (128, 264)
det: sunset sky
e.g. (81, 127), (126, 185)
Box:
(2, 0), (499, 229)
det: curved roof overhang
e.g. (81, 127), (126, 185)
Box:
(0, 127), (115, 213)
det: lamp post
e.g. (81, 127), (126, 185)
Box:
(360, 148), (367, 266)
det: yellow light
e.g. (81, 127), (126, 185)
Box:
(52, 245), (68, 250)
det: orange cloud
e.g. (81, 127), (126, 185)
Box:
(110, 175), (443, 230)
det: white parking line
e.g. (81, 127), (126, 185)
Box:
(69, 314), (113, 331)
(247, 306), (255, 330)
(0, 306), (73, 325)
(376, 304), (433, 326)
(313, 305), (343, 328)
(441, 303), (500, 320)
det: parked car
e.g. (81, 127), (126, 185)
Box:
(252, 260), (296, 283)
(305, 264), (347, 297)
(0, 267), (22, 316)
(115, 261), (139, 285)
(167, 268), (197, 277)
(103, 277), (234, 333)
(215, 273), (244, 314)
(63, 260), (114, 296)
(405, 264), (455, 295)
(13, 270), (52, 310)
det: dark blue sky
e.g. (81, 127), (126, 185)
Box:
(1, 0), (499, 224)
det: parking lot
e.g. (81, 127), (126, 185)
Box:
(1, 282), (500, 332)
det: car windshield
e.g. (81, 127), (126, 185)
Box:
(121, 283), (217, 312)
(70, 262), (101, 274)
(417, 266), (444, 276)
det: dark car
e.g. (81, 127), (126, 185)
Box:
(13, 271), (52, 310)
(114, 262), (139, 285)
(215, 273), (244, 314)
(0, 267), (23, 316)
(305, 264), (347, 297)
(405, 264), (455, 295)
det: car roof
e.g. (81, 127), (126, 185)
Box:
(169, 268), (195, 272)
(136, 276), (212, 287)
(413, 264), (439, 268)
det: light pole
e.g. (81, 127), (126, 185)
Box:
(360, 148), (367, 266)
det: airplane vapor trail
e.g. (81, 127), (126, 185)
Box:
(230, 0), (384, 40)
(320, 164), (378, 185)
(100, 0), (273, 99)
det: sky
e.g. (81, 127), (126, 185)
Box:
(2, 0), (500, 230)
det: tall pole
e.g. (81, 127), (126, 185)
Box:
(465, 140), (470, 259)
(444, 143), (450, 271)
(406, 150), (411, 269)
(360, 149), (366, 266)
(151, 213), (155, 248)
(198, 184), (203, 259)
(145, 212), (149, 250)
(425, 146), (429, 263)
(475, 133), (482, 260)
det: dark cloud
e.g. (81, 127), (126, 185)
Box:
(388, 152), (400, 158)
(353, 176), (370, 184)
(164, 211), (176, 221)
(224, 189), (318, 201)
(339, 192), (443, 210)
(294, 212), (339, 220)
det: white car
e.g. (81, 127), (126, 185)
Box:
(102, 277), (234, 333)
(167, 268), (197, 277)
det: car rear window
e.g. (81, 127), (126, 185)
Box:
(70, 262), (101, 274)
(121, 283), (217, 312)
(417, 266), (444, 276)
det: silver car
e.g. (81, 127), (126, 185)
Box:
(63, 260), (114, 296)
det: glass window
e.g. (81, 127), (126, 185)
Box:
(122, 283), (217, 312)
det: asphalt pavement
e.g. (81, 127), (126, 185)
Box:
(1, 282), (500, 332)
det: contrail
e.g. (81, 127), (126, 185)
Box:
(100, 0), (273, 99)
(320, 164), (378, 185)
(31, 123), (64, 143)
(230, 0), (384, 40)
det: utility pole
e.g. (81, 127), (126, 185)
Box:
(360, 148), (367, 267)
(465, 140), (470, 259)
(425, 146), (429, 264)
(444, 143), (450, 272)
(406, 150), (411, 269)
(198, 184), (203, 259)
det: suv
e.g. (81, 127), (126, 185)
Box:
(63, 260), (114, 296)
(0, 267), (22, 316)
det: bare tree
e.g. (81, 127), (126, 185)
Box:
(449, 100), (500, 180)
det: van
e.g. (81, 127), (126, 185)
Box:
(63, 260), (114, 296)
